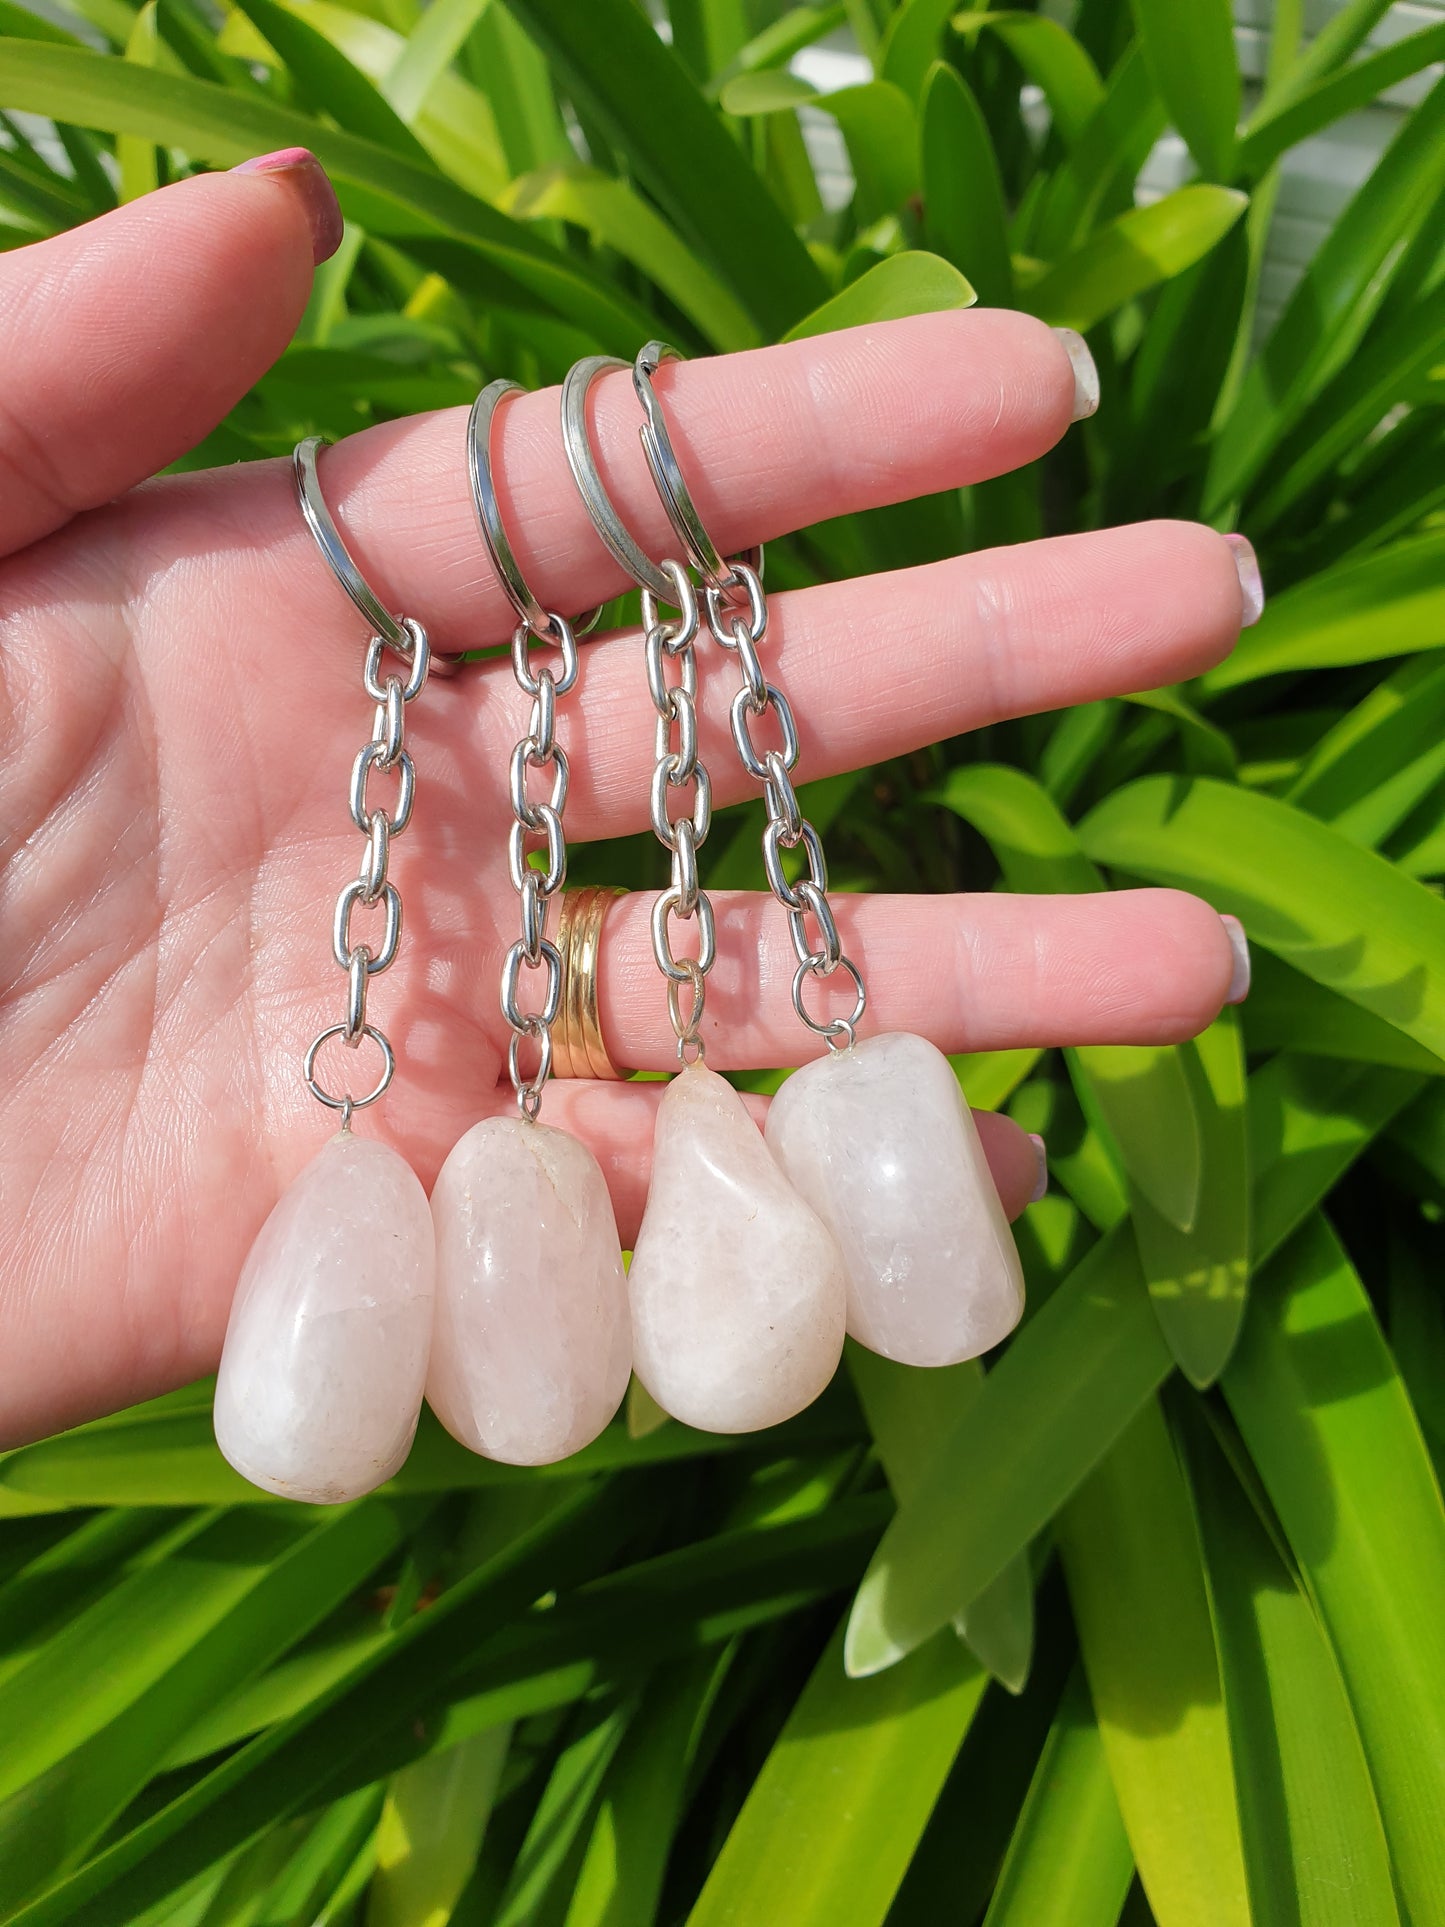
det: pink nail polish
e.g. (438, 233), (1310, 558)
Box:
(1225, 534), (1265, 628)
(1027, 1133), (1049, 1204)
(231, 148), (343, 266)
(1221, 915), (1251, 1004)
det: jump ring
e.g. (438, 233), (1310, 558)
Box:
(304, 1022), (396, 1112)
(791, 954), (866, 1046)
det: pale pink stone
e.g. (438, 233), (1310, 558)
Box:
(427, 1117), (631, 1465)
(214, 1131), (435, 1502)
(765, 1032), (1025, 1366)
(627, 1061), (847, 1433)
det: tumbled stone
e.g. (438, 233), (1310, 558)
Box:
(765, 1032), (1025, 1366)
(214, 1131), (435, 1502)
(627, 1061), (846, 1432)
(427, 1116), (631, 1465)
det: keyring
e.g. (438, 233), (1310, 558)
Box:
(467, 380), (604, 641)
(560, 356), (675, 600)
(633, 341), (761, 597)
(294, 436), (463, 675)
(560, 355), (761, 605)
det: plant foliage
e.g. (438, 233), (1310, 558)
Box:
(1, 0), (1443, 1920)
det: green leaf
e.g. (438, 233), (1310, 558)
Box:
(116, 1), (161, 203)
(1025, 185), (1248, 333)
(1248, 1057), (1424, 1262)
(6, 1482), (639, 1925)
(1287, 654), (1445, 850)
(1058, 1398), (1250, 1927)
(957, 11), (1105, 146)
(1079, 774), (1445, 1065)
(1128, 0), (1239, 180)
(822, 81), (919, 223)
(783, 250), (976, 340)
(230, 0), (432, 163)
(845, 1228), (1170, 1678)
(1069, 1044), (1203, 1234)
(1238, 22), (1445, 182)
(1249, 278), (1445, 534)
(710, 6), (848, 93)
(1242, 952), (1445, 1074)
(1207, 73), (1445, 515)
(1223, 1215), (1445, 1926)
(879, 0), (965, 103)
(930, 763), (1102, 895)
(687, 1618), (986, 1927)
(1029, 42), (1166, 260)
(1183, 1411), (1400, 1927)
(1202, 530), (1445, 692)
(980, 1664), (1133, 1927)
(505, 163), (760, 352)
(847, 1053), (1416, 1678)
(495, 1697), (634, 1926)
(0, 40), (655, 350)
(367, 1730), (509, 1927)
(728, 74), (919, 222)
(565, 1652), (729, 1927)
(0, 1502), (407, 1909)
(849, 1345), (1034, 1693)
(502, 0), (826, 338)
(380, 0), (491, 123)
(1129, 1017), (1251, 1388)
(920, 61), (1011, 305)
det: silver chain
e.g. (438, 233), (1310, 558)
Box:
(644, 557), (714, 1063)
(501, 609), (579, 1117)
(304, 615), (432, 1124)
(704, 560), (867, 1052)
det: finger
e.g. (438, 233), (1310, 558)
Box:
(0, 153), (340, 556)
(587, 887), (1242, 1073)
(479, 519), (1250, 839)
(251, 309), (1087, 649)
(477, 1078), (1044, 1245)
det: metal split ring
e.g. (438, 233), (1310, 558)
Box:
(468, 379), (602, 642)
(294, 436), (462, 678)
(633, 341), (763, 596)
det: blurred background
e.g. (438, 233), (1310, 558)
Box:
(1, 2), (1443, 1923)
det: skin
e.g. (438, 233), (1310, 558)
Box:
(0, 167), (1251, 1447)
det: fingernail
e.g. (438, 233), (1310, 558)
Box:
(1027, 1133), (1049, 1204)
(1052, 326), (1099, 421)
(231, 148), (343, 265)
(1225, 533), (1265, 627)
(1221, 915), (1251, 1004)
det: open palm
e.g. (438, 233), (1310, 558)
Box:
(0, 161), (1253, 1446)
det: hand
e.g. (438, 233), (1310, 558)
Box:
(0, 158), (1254, 1445)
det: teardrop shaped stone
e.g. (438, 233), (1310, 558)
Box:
(765, 1032), (1025, 1367)
(627, 1061), (846, 1432)
(427, 1117), (632, 1465)
(214, 1131), (435, 1503)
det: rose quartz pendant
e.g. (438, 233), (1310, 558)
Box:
(627, 1061), (847, 1433)
(426, 1116), (632, 1465)
(214, 1132), (435, 1502)
(765, 1032), (1025, 1366)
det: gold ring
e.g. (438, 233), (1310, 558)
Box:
(553, 886), (628, 1079)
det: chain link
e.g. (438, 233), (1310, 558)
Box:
(305, 614), (432, 1117)
(501, 611), (579, 1116)
(705, 560), (867, 1051)
(641, 557), (713, 1062)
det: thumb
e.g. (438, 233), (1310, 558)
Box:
(0, 150), (341, 557)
